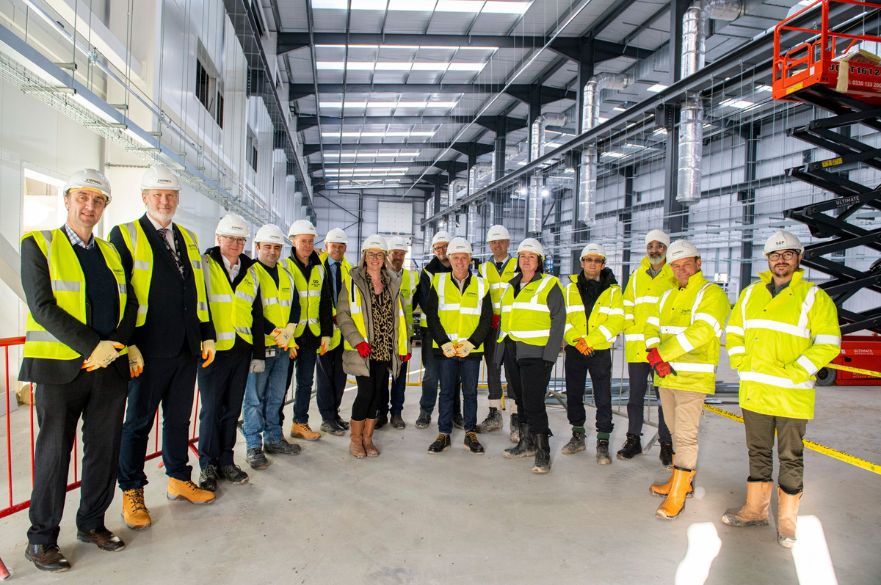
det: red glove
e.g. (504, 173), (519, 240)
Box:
(647, 347), (664, 368)
(400, 353), (411, 363)
(491, 314), (501, 330)
(356, 342), (371, 358)
(647, 348), (674, 377)
(655, 361), (674, 377)
(332, 315), (337, 325)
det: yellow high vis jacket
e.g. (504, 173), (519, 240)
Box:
(203, 255), (259, 351)
(645, 271), (731, 394)
(398, 268), (419, 336)
(286, 258), (326, 338)
(622, 257), (676, 363)
(563, 274), (625, 350)
(498, 274), (562, 347)
(327, 256), (352, 351)
(254, 262), (297, 347)
(431, 272), (490, 353)
(480, 257), (518, 316)
(726, 269), (840, 420)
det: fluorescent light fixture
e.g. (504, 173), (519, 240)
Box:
(720, 98), (755, 109)
(652, 128), (668, 136)
(317, 61), (485, 72)
(483, 0), (532, 13)
(319, 100), (458, 108)
(756, 84), (773, 92)
(612, 105), (627, 112)
(603, 151), (626, 159)
(314, 0), (532, 13)
(321, 131), (436, 138)
(545, 142), (561, 149)
(325, 151), (421, 158)
(646, 83), (668, 93)
(387, 0), (439, 9)
(540, 188), (550, 197)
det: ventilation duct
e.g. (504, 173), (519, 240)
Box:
(528, 116), (548, 233)
(467, 204), (481, 240)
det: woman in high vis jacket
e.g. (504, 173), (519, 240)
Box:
(336, 235), (410, 458)
(722, 231), (840, 549)
(495, 238), (566, 474)
(643, 240), (731, 520)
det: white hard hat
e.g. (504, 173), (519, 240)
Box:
(141, 165), (180, 191)
(64, 168), (111, 203)
(764, 230), (804, 256)
(387, 236), (408, 251)
(447, 237), (473, 256)
(645, 229), (670, 247)
(216, 213), (249, 239)
(362, 234), (388, 251)
(254, 224), (286, 245)
(288, 219), (318, 237)
(517, 238), (545, 257)
(486, 224), (511, 242)
(580, 243), (606, 259)
(325, 228), (348, 245)
(667, 239), (700, 262)
(431, 231), (451, 246)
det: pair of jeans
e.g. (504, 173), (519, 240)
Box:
(380, 362), (408, 419)
(317, 345), (346, 422)
(292, 342), (319, 423)
(626, 362), (672, 443)
(564, 346), (613, 434)
(243, 351), (291, 449)
(438, 357), (479, 434)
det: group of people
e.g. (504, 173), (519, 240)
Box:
(20, 165), (841, 573)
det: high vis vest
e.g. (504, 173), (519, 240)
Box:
(328, 257), (352, 351)
(563, 275), (625, 350)
(254, 262), (296, 347)
(726, 270), (841, 420)
(399, 268), (419, 336)
(431, 272), (489, 353)
(343, 278), (409, 357)
(498, 274), (562, 347)
(23, 229), (129, 360)
(480, 257), (517, 316)
(418, 267), (435, 328)
(286, 257), (325, 338)
(622, 257), (675, 363)
(116, 220), (209, 327)
(203, 256), (258, 351)
(644, 271), (730, 394)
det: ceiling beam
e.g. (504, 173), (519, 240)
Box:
(302, 141), (498, 156)
(298, 114), (529, 132)
(311, 160), (461, 172)
(290, 83), (576, 101)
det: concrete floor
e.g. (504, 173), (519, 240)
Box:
(1, 348), (879, 584)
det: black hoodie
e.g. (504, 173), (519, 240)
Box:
(576, 267), (618, 319)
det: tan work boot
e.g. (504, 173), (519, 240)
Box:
(776, 487), (802, 548)
(167, 478), (216, 504)
(650, 472), (694, 498)
(349, 419), (367, 459)
(656, 467), (696, 520)
(121, 488), (152, 530)
(362, 418), (380, 457)
(290, 422), (321, 441)
(721, 481), (772, 527)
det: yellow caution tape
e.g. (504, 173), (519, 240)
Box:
(703, 403), (881, 476)
(828, 363), (881, 379)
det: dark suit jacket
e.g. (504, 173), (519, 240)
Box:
(18, 231), (138, 385)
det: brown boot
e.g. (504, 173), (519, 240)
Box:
(777, 487), (802, 548)
(721, 481), (772, 527)
(650, 472), (694, 498)
(349, 419), (367, 459)
(656, 466), (696, 520)
(362, 418), (380, 457)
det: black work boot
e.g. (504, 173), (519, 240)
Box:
(415, 409), (431, 429)
(561, 428), (586, 455)
(390, 413), (406, 429)
(199, 464), (219, 491)
(476, 408), (503, 433)
(659, 442), (674, 468)
(509, 413), (520, 443)
(617, 434), (643, 460)
(375, 413), (388, 430)
(532, 433), (551, 474)
(503, 423), (536, 459)
(464, 431), (485, 454)
(428, 433), (451, 453)
(596, 439), (612, 465)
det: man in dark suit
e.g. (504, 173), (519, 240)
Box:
(109, 165), (217, 531)
(20, 169), (137, 572)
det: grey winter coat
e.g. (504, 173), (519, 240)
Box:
(336, 265), (410, 379)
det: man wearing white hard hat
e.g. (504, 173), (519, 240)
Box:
(620, 229), (675, 465)
(195, 214), (263, 491)
(423, 238), (493, 454)
(560, 243), (624, 464)
(242, 225), (302, 471)
(643, 239), (730, 520)
(496, 238), (566, 474)
(317, 227), (353, 435)
(476, 225), (518, 436)
(111, 164), (217, 529)
(283, 219), (334, 441)
(21, 169), (137, 571)
(379, 236), (419, 429)
(722, 230), (840, 548)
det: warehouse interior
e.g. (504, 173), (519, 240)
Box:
(0, 0), (880, 583)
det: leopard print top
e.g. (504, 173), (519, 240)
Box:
(366, 271), (394, 362)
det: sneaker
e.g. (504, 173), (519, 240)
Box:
(561, 430), (586, 455)
(596, 439), (612, 465)
(246, 447), (271, 470)
(659, 441), (674, 468)
(167, 478), (215, 504)
(291, 422), (321, 441)
(617, 434), (643, 460)
(25, 544), (71, 572)
(415, 410), (431, 429)
(220, 464), (249, 485)
(264, 440), (301, 455)
(376, 413), (388, 429)
(390, 413), (406, 429)
(121, 488), (152, 530)
(428, 433), (451, 454)
(476, 408), (503, 433)
(198, 464), (219, 492)
(464, 431), (485, 454)
(320, 419), (346, 436)
(452, 413), (464, 429)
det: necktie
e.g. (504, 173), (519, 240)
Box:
(330, 262), (340, 305)
(496, 261), (504, 273)
(157, 227), (185, 278)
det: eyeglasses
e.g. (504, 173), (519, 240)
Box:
(221, 236), (246, 245)
(365, 251), (386, 260)
(768, 250), (798, 262)
(433, 245), (448, 253)
(582, 257), (604, 264)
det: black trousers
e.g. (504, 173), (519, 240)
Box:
(317, 345), (346, 422)
(503, 350), (553, 433)
(483, 330), (504, 401)
(352, 360), (390, 421)
(500, 339), (522, 405)
(118, 353), (198, 490)
(196, 350), (250, 468)
(626, 362), (672, 443)
(564, 346), (613, 434)
(28, 368), (127, 545)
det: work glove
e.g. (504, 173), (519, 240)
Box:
(441, 342), (456, 358)
(454, 340), (475, 358)
(83, 341), (124, 371)
(201, 339), (216, 368)
(273, 323), (297, 349)
(400, 353), (412, 363)
(356, 342), (372, 358)
(319, 336), (331, 356)
(249, 359), (266, 374)
(490, 314), (501, 330)
(647, 347), (675, 377)
(575, 337), (594, 357)
(128, 345), (145, 378)
(289, 344), (299, 359)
